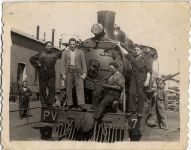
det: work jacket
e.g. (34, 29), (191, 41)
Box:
(61, 48), (87, 75)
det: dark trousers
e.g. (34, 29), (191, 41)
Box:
(19, 97), (29, 117)
(128, 76), (146, 114)
(39, 76), (55, 105)
(93, 90), (120, 120)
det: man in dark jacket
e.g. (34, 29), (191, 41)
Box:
(117, 42), (151, 116)
(30, 41), (61, 107)
(17, 81), (32, 119)
(92, 62), (125, 120)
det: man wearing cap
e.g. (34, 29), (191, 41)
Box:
(61, 38), (87, 110)
(117, 42), (152, 116)
(92, 62), (125, 120)
(30, 41), (62, 107)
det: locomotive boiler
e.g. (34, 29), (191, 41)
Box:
(40, 10), (158, 142)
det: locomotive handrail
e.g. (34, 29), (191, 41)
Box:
(9, 106), (42, 112)
(9, 106), (42, 125)
(94, 40), (135, 53)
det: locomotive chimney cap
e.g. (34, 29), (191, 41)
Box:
(91, 23), (104, 35)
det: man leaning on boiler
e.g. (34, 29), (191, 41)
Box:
(61, 38), (87, 110)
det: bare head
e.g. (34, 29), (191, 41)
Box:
(69, 38), (77, 51)
(22, 81), (28, 88)
(45, 41), (53, 53)
(134, 46), (142, 56)
(109, 62), (119, 74)
(156, 78), (165, 89)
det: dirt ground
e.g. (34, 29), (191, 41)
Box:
(9, 101), (180, 141)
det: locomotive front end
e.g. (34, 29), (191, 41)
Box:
(40, 10), (157, 142)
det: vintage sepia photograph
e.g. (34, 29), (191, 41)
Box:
(1, 2), (190, 150)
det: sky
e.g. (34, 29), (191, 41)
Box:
(3, 2), (190, 76)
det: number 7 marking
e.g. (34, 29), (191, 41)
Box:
(132, 119), (138, 128)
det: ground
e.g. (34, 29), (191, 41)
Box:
(9, 101), (180, 141)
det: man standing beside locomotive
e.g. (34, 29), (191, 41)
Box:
(61, 38), (87, 110)
(117, 42), (151, 117)
(30, 41), (61, 107)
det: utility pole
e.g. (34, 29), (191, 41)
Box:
(43, 32), (46, 41)
(52, 29), (56, 46)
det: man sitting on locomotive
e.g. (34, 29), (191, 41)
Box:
(117, 42), (151, 117)
(92, 62), (125, 121)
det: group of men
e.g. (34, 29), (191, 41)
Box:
(29, 38), (151, 120)
(30, 38), (87, 110)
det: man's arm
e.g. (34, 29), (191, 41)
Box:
(60, 51), (67, 79)
(144, 72), (151, 86)
(25, 88), (32, 97)
(102, 74), (125, 90)
(30, 53), (41, 68)
(80, 50), (87, 73)
(117, 41), (150, 72)
(144, 58), (152, 86)
(56, 51), (62, 59)
(28, 88), (32, 97)
(164, 90), (168, 109)
(102, 84), (121, 90)
(80, 50), (87, 79)
(117, 42), (129, 55)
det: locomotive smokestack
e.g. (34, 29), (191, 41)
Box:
(52, 29), (55, 46)
(36, 25), (40, 40)
(97, 11), (116, 39)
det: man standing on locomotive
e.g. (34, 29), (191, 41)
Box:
(61, 38), (87, 110)
(92, 62), (125, 120)
(30, 41), (62, 107)
(117, 42), (151, 117)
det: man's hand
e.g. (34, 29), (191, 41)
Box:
(102, 84), (110, 88)
(62, 74), (66, 80)
(38, 63), (41, 67)
(153, 91), (157, 97)
(144, 72), (151, 86)
(115, 41), (129, 55)
(115, 41), (121, 46)
(81, 73), (87, 80)
(36, 61), (41, 67)
(144, 80), (150, 87)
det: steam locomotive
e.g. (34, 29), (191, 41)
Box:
(41, 11), (158, 142)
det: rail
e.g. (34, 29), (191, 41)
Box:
(9, 106), (42, 125)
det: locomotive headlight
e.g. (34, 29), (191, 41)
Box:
(91, 23), (104, 36)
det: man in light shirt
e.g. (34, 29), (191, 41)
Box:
(61, 38), (87, 110)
